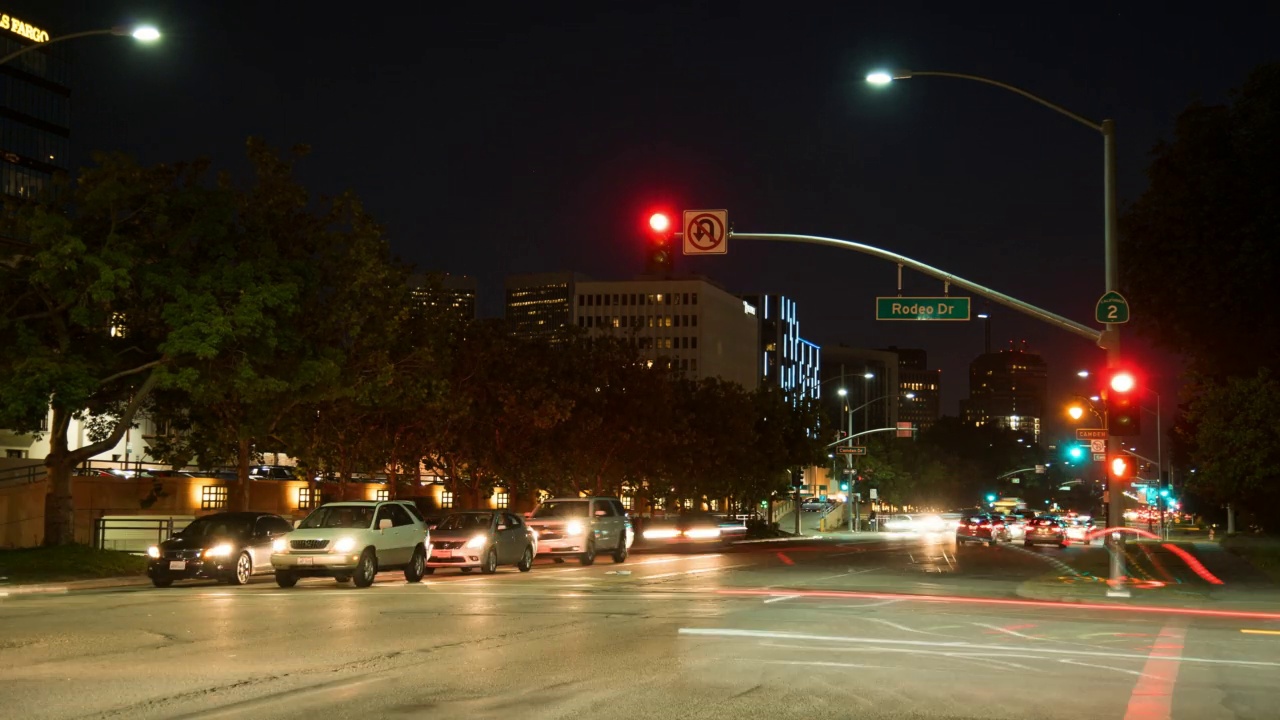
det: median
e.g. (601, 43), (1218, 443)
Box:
(0, 543), (148, 586)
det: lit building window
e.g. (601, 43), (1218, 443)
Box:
(441, 490), (454, 509)
(682, 498), (693, 510)
(201, 485), (228, 510)
(621, 496), (632, 510)
(495, 491), (509, 509)
(297, 487), (317, 509)
(375, 489), (390, 501)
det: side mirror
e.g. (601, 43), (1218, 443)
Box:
(378, 518), (393, 530)
(293, 519), (303, 529)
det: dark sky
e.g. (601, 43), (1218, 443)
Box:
(16, 1), (1279, 443)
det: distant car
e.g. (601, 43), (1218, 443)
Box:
(640, 513), (747, 548)
(249, 465), (296, 481)
(270, 500), (430, 588)
(526, 497), (631, 565)
(1063, 516), (1094, 543)
(146, 512), (293, 587)
(881, 514), (948, 533)
(1005, 510), (1038, 540)
(1024, 517), (1068, 548)
(801, 498), (827, 512)
(955, 513), (1010, 546)
(427, 511), (537, 574)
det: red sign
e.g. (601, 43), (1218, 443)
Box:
(896, 421), (914, 438)
(1076, 428), (1107, 440)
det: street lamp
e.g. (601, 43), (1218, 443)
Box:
(869, 66), (1126, 596)
(0, 24), (161, 66)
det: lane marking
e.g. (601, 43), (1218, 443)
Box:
(1241, 629), (1280, 636)
(856, 617), (951, 636)
(1123, 623), (1187, 720)
(765, 660), (892, 671)
(974, 622), (1040, 640)
(776, 552), (795, 565)
(637, 564), (750, 581)
(1060, 658), (1153, 678)
(677, 628), (1280, 670)
(763, 594), (800, 604)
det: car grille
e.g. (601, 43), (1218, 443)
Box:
(290, 539), (329, 550)
(431, 556), (466, 563)
(164, 549), (201, 560)
(435, 541), (464, 550)
(533, 528), (561, 539)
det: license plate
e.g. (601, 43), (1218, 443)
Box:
(297, 557), (314, 565)
(435, 549), (452, 558)
(169, 560), (186, 571)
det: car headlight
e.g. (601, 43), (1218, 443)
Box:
(684, 528), (721, 539)
(566, 521), (584, 537)
(333, 537), (357, 553)
(205, 543), (233, 558)
(643, 528), (679, 539)
(272, 538), (287, 553)
(465, 535), (487, 549)
(147, 546), (161, 559)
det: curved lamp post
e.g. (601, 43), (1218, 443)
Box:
(868, 67), (1128, 597)
(0, 25), (161, 66)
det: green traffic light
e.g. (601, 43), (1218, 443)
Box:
(985, 494), (997, 502)
(1067, 446), (1084, 460)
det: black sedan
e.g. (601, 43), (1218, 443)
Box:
(147, 512), (294, 587)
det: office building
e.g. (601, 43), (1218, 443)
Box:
(574, 277), (759, 390)
(739, 293), (820, 402)
(504, 271), (589, 342)
(410, 273), (477, 322)
(882, 346), (941, 431)
(820, 346), (900, 436)
(961, 341), (1048, 443)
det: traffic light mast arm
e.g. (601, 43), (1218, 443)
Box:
(714, 232), (1103, 346)
(824, 426), (915, 449)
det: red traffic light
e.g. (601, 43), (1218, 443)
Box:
(1109, 456), (1131, 480)
(648, 212), (671, 234)
(1109, 371), (1136, 393)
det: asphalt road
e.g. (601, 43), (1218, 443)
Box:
(3, 534), (1278, 720)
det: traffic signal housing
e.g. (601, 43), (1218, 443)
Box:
(645, 211), (675, 275)
(1105, 370), (1141, 436)
(1108, 455), (1132, 482)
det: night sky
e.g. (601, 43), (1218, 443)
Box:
(16, 1), (1280, 438)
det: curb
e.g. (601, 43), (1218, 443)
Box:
(0, 575), (152, 596)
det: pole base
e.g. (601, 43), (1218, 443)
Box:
(1105, 587), (1131, 598)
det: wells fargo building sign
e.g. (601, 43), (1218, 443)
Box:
(1, 12), (51, 43)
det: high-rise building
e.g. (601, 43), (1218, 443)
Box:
(504, 271), (589, 342)
(961, 341), (1048, 443)
(882, 346), (941, 431)
(820, 347), (900, 437)
(409, 273), (477, 322)
(739, 293), (820, 402)
(574, 277), (759, 390)
(0, 13), (70, 253)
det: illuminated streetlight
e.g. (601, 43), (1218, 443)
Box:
(0, 23), (162, 66)
(1067, 405), (1085, 420)
(1077, 370), (1090, 378)
(131, 26), (161, 41)
(866, 71), (893, 85)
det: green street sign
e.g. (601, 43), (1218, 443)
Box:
(1095, 291), (1130, 324)
(837, 446), (868, 456)
(876, 297), (970, 321)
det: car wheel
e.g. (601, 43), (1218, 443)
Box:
(352, 549), (377, 588)
(334, 574), (351, 583)
(517, 546), (533, 572)
(275, 570), (298, 588)
(580, 538), (596, 566)
(423, 566), (435, 575)
(481, 547), (498, 574)
(151, 576), (173, 588)
(611, 534), (628, 563)
(229, 552), (252, 586)
(404, 546), (426, 583)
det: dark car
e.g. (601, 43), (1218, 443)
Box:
(640, 513), (747, 549)
(147, 512), (293, 587)
(1024, 517), (1068, 548)
(955, 513), (1010, 546)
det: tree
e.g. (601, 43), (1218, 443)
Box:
(0, 154), (233, 544)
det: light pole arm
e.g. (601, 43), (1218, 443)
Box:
(903, 71), (1104, 133)
(996, 466), (1041, 480)
(825, 426), (914, 449)
(0, 28), (129, 65)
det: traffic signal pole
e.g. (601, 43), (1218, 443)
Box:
(1101, 120), (1129, 598)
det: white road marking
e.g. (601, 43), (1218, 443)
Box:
(678, 628), (1280, 669)
(763, 594), (800, 604)
(1058, 658), (1152, 678)
(765, 660), (892, 671)
(638, 564), (750, 581)
(855, 617), (952, 636)
(973, 622), (1040, 640)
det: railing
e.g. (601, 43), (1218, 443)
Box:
(92, 516), (193, 554)
(0, 462), (45, 488)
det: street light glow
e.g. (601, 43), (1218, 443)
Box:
(863, 372), (874, 379)
(866, 71), (893, 85)
(132, 26), (161, 41)
(905, 392), (915, 399)
(1077, 370), (1090, 378)
(1068, 405), (1085, 420)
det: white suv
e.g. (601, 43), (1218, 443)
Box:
(526, 497), (632, 565)
(271, 500), (430, 588)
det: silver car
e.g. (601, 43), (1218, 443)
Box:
(526, 497), (632, 566)
(426, 511), (537, 574)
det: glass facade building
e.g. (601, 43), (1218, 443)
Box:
(0, 23), (70, 203)
(504, 271), (590, 342)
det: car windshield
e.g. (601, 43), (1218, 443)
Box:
(299, 505), (375, 529)
(532, 501), (588, 518)
(179, 516), (250, 539)
(437, 512), (494, 530)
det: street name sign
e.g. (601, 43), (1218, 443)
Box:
(1095, 291), (1130, 324)
(1076, 428), (1107, 440)
(896, 421), (914, 438)
(837, 446), (868, 456)
(682, 209), (728, 255)
(876, 297), (970, 321)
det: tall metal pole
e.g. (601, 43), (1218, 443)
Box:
(1102, 119), (1129, 597)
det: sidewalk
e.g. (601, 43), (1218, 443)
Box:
(0, 574), (152, 596)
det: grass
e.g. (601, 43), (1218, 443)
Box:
(0, 543), (148, 584)
(1221, 534), (1280, 584)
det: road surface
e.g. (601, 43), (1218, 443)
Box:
(3, 534), (1277, 719)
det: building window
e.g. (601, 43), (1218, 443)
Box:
(578, 295), (584, 306)
(375, 489), (390, 501)
(709, 498), (719, 511)
(681, 498), (693, 510)
(297, 487), (317, 509)
(441, 490), (454, 509)
(691, 315), (698, 327)
(680, 359), (688, 370)
(201, 485), (228, 510)
(690, 359), (698, 372)
(495, 491), (509, 509)
(692, 293), (698, 305)
(621, 496), (632, 510)
(691, 337), (698, 349)
(6, 449), (26, 459)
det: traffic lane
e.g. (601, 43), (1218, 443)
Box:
(0, 550), (751, 720)
(678, 591), (1280, 720)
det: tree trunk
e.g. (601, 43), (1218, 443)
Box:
(236, 437), (252, 511)
(44, 457), (76, 546)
